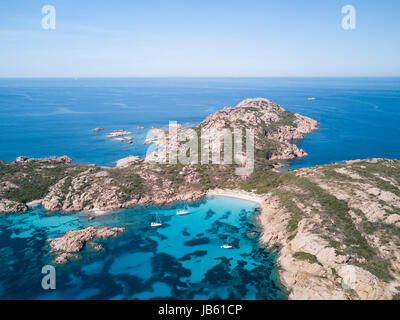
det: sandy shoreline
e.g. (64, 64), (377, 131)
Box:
(27, 199), (42, 207)
(207, 188), (264, 204)
(88, 208), (109, 216)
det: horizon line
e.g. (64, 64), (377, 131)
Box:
(1, 76), (400, 79)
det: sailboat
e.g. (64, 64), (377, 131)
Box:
(220, 237), (233, 249)
(176, 202), (190, 215)
(221, 244), (233, 249)
(151, 213), (162, 228)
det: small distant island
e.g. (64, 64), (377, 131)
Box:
(1, 98), (399, 300)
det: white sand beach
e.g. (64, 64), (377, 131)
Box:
(27, 199), (42, 207)
(207, 188), (264, 204)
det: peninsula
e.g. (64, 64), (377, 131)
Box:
(0, 98), (317, 214)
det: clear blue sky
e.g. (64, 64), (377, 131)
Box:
(0, 0), (399, 77)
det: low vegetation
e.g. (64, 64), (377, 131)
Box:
(293, 252), (321, 265)
(241, 159), (400, 282)
(0, 161), (84, 203)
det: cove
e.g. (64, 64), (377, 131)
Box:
(0, 196), (286, 300)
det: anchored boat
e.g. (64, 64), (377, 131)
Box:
(220, 244), (233, 249)
(176, 202), (190, 215)
(221, 237), (233, 249)
(151, 213), (162, 228)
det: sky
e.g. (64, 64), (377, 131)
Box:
(0, 0), (399, 77)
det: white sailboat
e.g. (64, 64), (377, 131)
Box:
(221, 244), (233, 249)
(220, 237), (233, 249)
(151, 213), (162, 228)
(176, 202), (190, 215)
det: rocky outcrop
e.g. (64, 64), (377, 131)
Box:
(47, 227), (126, 264)
(15, 155), (72, 164)
(0, 199), (28, 213)
(265, 141), (308, 161)
(115, 156), (142, 168)
(257, 158), (400, 300)
(145, 98), (318, 163)
(109, 137), (133, 144)
(106, 130), (132, 138)
(198, 98), (317, 151)
(0, 181), (19, 192)
(36, 161), (220, 213)
(15, 156), (29, 163)
(107, 130), (134, 144)
(42, 176), (71, 213)
(41, 168), (136, 213)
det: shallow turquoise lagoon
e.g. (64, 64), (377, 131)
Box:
(0, 196), (286, 300)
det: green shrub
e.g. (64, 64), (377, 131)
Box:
(293, 252), (321, 265)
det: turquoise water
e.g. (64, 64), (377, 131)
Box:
(0, 196), (285, 300)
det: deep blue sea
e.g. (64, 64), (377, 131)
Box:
(1, 78), (399, 168)
(0, 77), (399, 299)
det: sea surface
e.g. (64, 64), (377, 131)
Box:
(0, 77), (399, 300)
(1, 78), (399, 168)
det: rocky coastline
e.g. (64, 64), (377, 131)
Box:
(2, 98), (399, 299)
(254, 159), (400, 300)
(0, 98), (318, 215)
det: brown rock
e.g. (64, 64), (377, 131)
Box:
(47, 227), (126, 264)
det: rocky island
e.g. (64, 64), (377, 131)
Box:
(1, 98), (399, 299)
(47, 227), (126, 264)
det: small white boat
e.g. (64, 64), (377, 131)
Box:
(220, 244), (233, 249)
(221, 237), (233, 249)
(176, 202), (190, 215)
(151, 213), (162, 228)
